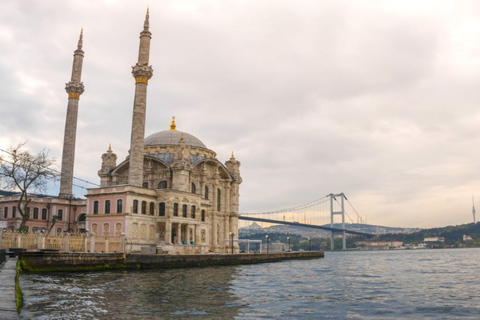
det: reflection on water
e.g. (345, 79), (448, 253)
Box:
(20, 249), (480, 319)
(21, 266), (242, 319)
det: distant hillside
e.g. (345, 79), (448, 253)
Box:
(239, 222), (420, 238)
(376, 222), (480, 246)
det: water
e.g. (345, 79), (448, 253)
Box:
(17, 249), (480, 319)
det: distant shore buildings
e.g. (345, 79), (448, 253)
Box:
(0, 10), (241, 254)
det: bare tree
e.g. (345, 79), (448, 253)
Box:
(0, 142), (58, 232)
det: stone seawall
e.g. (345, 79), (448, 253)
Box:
(19, 251), (324, 272)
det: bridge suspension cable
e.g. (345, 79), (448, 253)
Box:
(240, 196), (330, 216)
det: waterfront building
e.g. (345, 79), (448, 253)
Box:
(0, 10), (241, 254)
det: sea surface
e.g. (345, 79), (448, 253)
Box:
(17, 248), (480, 319)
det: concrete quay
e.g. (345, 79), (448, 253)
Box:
(19, 251), (324, 272)
(0, 257), (20, 319)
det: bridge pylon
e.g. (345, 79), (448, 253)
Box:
(328, 193), (346, 251)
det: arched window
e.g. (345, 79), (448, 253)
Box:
(12, 206), (16, 218)
(57, 209), (63, 221)
(201, 210), (206, 222)
(141, 201), (147, 215)
(3, 207), (8, 218)
(142, 182), (149, 188)
(149, 202), (155, 215)
(33, 208), (39, 219)
(41, 208), (47, 220)
(205, 186), (209, 199)
(159, 202), (166, 216)
(217, 189), (221, 211)
(191, 183), (196, 194)
(78, 213), (86, 222)
(93, 201), (99, 214)
(173, 203), (178, 216)
(105, 200), (111, 214)
(191, 206), (196, 219)
(158, 180), (167, 189)
(182, 204), (187, 218)
(133, 200), (138, 214)
(116, 199), (123, 214)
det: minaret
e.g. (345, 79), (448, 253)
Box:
(128, 9), (153, 186)
(59, 29), (85, 198)
(473, 195), (476, 224)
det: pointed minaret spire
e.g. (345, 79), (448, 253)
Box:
(128, 10), (154, 187)
(59, 29), (85, 197)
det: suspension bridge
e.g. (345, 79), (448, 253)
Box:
(239, 193), (375, 250)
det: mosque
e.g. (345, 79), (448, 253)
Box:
(0, 10), (242, 254)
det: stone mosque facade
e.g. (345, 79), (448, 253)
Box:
(0, 10), (242, 254)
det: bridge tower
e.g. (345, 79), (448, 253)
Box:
(328, 193), (346, 251)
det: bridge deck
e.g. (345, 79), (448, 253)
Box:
(239, 216), (374, 237)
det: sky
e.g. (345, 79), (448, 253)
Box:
(1, 0), (480, 228)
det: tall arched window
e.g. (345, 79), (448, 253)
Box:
(33, 208), (39, 219)
(133, 200), (138, 214)
(201, 210), (206, 222)
(116, 199), (123, 214)
(41, 208), (47, 220)
(217, 189), (221, 211)
(191, 183), (196, 194)
(182, 204), (188, 218)
(173, 203), (178, 216)
(191, 205), (196, 219)
(12, 206), (16, 218)
(149, 202), (155, 215)
(105, 200), (111, 214)
(3, 207), (8, 218)
(159, 202), (166, 216)
(158, 180), (167, 189)
(205, 186), (209, 199)
(57, 209), (63, 221)
(141, 201), (147, 215)
(93, 201), (99, 214)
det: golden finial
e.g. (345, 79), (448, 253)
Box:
(147, 7), (149, 16)
(169, 116), (177, 131)
(231, 151), (235, 159)
(80, 27), (83, 36)
(108, 144), (112, 152)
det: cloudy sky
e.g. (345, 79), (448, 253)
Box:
(2, 0), (480, 228)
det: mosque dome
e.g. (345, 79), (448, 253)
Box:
(144, 117), (208, 149)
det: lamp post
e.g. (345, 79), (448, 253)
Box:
(308, 237), (311, 251)
(265, 235), (270, 253)
(287, 236), (290, 252)
(229, 232), (234, 254)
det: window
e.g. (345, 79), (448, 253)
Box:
(133, 200), (138, 214)
(56, 228), (62, 234)
(12, 206), (16, 218)
(149, 202), (154, 215)
(105, 200), (111, 214)
(142, 182), (148, 188)
(26, 207), (30, 217)
(158, 180), (167, 189)
(191, 205), (196, 219)
(205, 186), (209, 199)
(182, 204), (187, 218)
(159, 202), (166, 216)
(117, 199), (123, 214)
(4, 207), (8, 219)
(57, 209), (63, 221)
(42, 208), (47, 220)
(173, 203), (178, 216)
(93, 201), (99, 214)
(201, 210), (206, 222)
(141, 201), (147, 215)
(217, 189), (221, 211)
(191, 183), (196, 194)
(33, 208), (39, 219)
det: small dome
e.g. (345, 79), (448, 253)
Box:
(144, 130), (208, 149)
